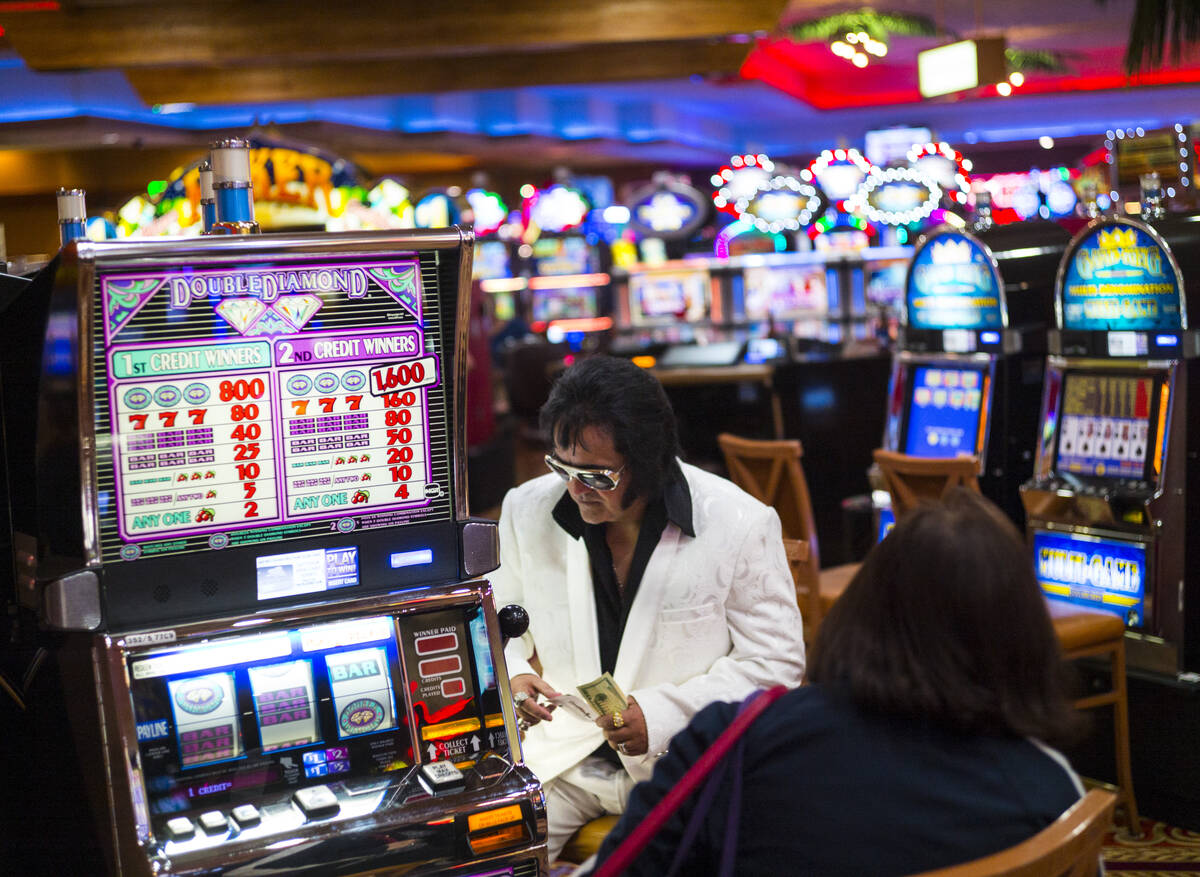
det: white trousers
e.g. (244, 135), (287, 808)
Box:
(544, 755), (637, 863)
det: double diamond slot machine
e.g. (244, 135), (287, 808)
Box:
(13, 230), (547, 875)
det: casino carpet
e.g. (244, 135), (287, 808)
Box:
(1103, 817), (1200, 873)
(549, 818), (1200, 875)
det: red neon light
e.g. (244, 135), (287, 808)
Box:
(0, 1), (61, 11)
(742, 38), (1200, 110)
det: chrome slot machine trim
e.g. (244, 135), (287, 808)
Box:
(454, 226), (475, 520)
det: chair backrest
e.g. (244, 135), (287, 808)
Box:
(872, 448), (981, 521)
(782, 537), (820, 636)
(911, 788), (1116, 877)
(717, 433), (820, 570)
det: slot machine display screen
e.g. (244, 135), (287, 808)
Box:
(903, 365), (986, 458)
(1054, 372), (1161, 480)
(531, 236), (597, 277)
(472, 241), (512, 281)
(531, 287), (599, 323)
(92, 254), (455, 566)
(1033, 530), (1147, 627)
(742, 266), (828, 321)
(628, 270), (709, 326)
(864, 258), (908, 308)
(127, 606), (506, 823)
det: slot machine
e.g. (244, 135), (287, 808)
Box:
(13, 230), (547, 875)
(525, 234), (612, 351)
(881, 222), (1069, 528)
(1021, 215), (1200, 675)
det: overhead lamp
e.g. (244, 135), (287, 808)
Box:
(832, 29), (887, 66)
(917, 37), (1007, 97)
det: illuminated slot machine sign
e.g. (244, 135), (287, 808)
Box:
(1060, 222), (1182, 336)
(905, 230), (1005, 336)
(1033, 530), (1147, 627)
(75, 237), (465, 626)
(125, 604), (510, 853)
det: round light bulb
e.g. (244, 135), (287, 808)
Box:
(996, 82), (1013, 96)
(1039, 135), (1055, 149)
(852, 53), (868, 68)
(1009, 71), (1025, 87)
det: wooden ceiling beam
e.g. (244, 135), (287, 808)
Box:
(6, 0), (787, 70)
(125, 40), (753, 105)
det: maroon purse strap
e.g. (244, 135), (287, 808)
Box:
(591, 685), (789, 877)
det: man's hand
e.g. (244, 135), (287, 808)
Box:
(511, 673), (560, 727)
(598, 695), (648, 756)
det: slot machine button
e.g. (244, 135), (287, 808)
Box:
(198, 811), (228, 834)
(231, 804), (261, 827)
(165, 816), (196, 841)
(293, 785), (340, 819)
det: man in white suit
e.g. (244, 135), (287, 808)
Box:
(490, 356), (806, 861)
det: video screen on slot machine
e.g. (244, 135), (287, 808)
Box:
(94, 256), (455, 570)
(127, 606), (504, 823)
(1053, 372), (1163, 481)
(903, 364), (987, 459)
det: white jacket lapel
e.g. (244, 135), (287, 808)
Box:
(613, 524), (681, 688)
(565, 533), (602, 684)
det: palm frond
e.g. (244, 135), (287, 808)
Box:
(1096, 0), (1200, 73)
(787, 8), (940, 45)
(1005, 48), (1069, 74)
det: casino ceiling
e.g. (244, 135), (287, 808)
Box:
(0, 0), (1198, 184)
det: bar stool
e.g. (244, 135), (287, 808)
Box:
(560, 815), (620, 865)
(1046, 600), (1141, 837)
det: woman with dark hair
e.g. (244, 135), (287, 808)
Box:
(585, 487), (1084, 876)
(490, 356), (805, 862)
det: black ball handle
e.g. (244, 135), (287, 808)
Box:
(498, 603), (530, 644)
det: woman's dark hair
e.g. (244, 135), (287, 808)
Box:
(539, 355), (680, 506)
(808, 488), (1082, 745)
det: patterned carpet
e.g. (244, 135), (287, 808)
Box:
(1103, 818), (1200, 873)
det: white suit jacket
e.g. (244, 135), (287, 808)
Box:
(489, 460), (806, 784)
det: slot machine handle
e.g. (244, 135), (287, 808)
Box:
(498, 604), (529, 645)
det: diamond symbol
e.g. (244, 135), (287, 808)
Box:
(215, 299), (267, 334)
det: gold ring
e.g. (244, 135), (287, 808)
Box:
(611, 710), (625, 729)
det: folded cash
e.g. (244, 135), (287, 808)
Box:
(577, 672), (628, 716)
(547, 693), (598, 722)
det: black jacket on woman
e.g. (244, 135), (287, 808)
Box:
(589, 684), (1082, 876)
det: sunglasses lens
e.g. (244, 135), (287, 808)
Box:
(578, 472), (617, 491)
(545, 458), (572, 483)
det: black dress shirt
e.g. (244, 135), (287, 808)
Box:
(552, 461), (694, 764)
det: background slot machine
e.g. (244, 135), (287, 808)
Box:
(880, 222), (1068, 529)
(11, 230), (547, 875)
(525, 234), (612, 352)
(736, 252), (838, 354)
(1022, 215), (1200, 676)
(618, 262), (733, 366)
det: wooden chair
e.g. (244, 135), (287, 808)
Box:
(717, 433), (852, 637)
(871, 448), (981, 518)
(912, 788), (1116, 877)
(782, 537), (820, 642)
